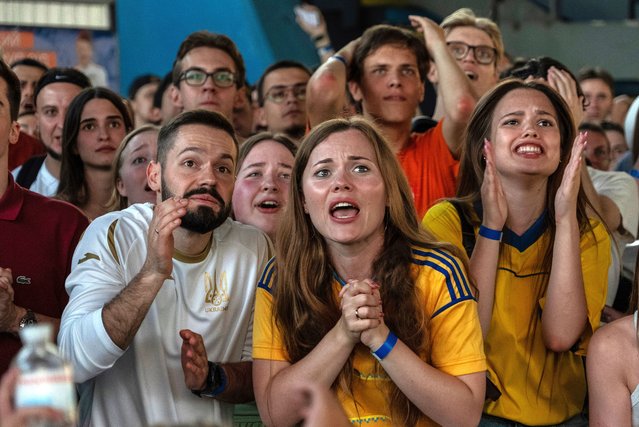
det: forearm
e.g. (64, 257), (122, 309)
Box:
(4, 306), (60, 336)
(542, 218), (587, 351)
(469, 237), (500, 337)
(255, 326), (355, 426)
(102, 268), (166, 350)
(431, 42), (475, 155)
(581, 167), (621, 231)
(380, 339), (484, 426)
(307, 52), (349, 128)
(213, 361), (253, 403)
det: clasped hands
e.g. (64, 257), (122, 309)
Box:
(338, 279), (388, 351)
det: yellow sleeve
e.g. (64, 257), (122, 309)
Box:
(252, 262), (289, 361)
(412, 247), (486, 376)
(422, 201), (465, 252)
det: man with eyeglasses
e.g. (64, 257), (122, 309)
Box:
(429, 8), (504, 121)
(256, 60), (311, 142)
(171, 31), (246, 122)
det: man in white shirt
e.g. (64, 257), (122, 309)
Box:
(58, 109), (271, 426)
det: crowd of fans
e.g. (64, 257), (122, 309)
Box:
(2, 4), (639, 427)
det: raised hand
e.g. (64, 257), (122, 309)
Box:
(547, 66), (584, 127)
(180, 329), (209, 391)
(142, 197), (189, 279)
(481, 139), (508, 230)
(408, 15), (447, 53)
(294, 3), (326, 39)
(337, 279), (382, 344)
(555, 132), (587, 221)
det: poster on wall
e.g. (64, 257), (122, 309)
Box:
(0, 26), (119, 92)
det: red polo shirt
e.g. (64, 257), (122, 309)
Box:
(0, 174), (88, 374)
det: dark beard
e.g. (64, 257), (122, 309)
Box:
(161, 182), (231, 234)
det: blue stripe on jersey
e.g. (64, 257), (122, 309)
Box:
(502, 210), (548, 252)
(432, 294), (476, 319)
(411, 247), (473, 301)
(257, 257), (276, 294)
(332, 270), (347, 287)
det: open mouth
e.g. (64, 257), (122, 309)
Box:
(516, 144), (543, 155)
(465, 71), (478, 81)
(257, 200), (280, 211)
(330, 201), (360, 219)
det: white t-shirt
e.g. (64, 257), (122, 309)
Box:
(58, 203), (271, 427)
(11, 161), (59, 197)
(588, 167), (639, 304)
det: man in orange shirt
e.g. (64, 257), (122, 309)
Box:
(307, 16), (475, 217)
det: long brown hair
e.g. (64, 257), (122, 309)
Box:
(454, 80), (598, 377)
(456, 79), (593, 261)
(273, 117), (469, 426)
(57, 87), (133, 208)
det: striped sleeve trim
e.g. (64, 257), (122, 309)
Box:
(411, 247), (475, 318)
(107, 219), (120, 265)
(257, 257), (276, 294)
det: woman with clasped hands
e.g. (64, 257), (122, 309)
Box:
(252, 117), (486, 426)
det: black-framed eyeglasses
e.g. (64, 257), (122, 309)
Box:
(446, 41), (497, 65)
(179, 68), (236, 88)
(265, 84), (307, 104)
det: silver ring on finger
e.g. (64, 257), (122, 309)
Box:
(355, 308), (361, 320)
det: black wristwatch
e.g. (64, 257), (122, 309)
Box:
(191, 361), (226, 398)
(18, 309), (37, 330)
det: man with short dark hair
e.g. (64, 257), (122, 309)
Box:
(256, 60), (311, 141)
(307, 16), (475, 217)
(171, 31), (246, 122)
(0, 58), (89, 375)
(7, 58), (49, 170)
(58, 109), (271, 426)
(10, 58), (48, 115)
(153, 71), (182, 126)
(11, 67), (91, 195)
(128, 73), (161, 128)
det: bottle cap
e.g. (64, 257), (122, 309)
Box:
(18, 323), (53, 345)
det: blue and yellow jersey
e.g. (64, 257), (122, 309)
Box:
(423, 201), (610, 425)
(253, 246), (485, 426)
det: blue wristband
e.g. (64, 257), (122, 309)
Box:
(371, 331), (398, 361)
(478, 225), (502, 241)
(630, 169), (639, 179)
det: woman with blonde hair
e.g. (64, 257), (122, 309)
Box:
(109, 124), (159, 210)
(253, 117), (486, 426)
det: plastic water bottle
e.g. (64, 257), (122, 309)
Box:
(14, 323), (77, 427)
